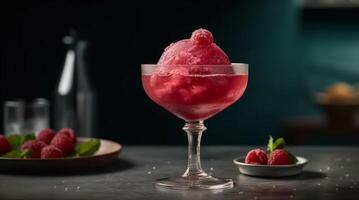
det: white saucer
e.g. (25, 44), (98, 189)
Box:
(233, 156), (309, 177)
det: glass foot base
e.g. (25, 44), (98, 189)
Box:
(156, 175), (234, 190)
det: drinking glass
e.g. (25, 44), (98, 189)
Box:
(141, 63), (248, 190)
(3, 99), (50, 135)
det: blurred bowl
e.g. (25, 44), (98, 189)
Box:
(316, 100), (359, 126)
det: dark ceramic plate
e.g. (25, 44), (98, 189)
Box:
(0, 138), (122, 173)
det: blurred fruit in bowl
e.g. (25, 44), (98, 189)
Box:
(316, 82), (359, 127)
(317, 82), (359, 104)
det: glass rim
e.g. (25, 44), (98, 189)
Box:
(141, 63), (248, 75)
(4, 98), (49, 108)
(141, 63), (248, 67)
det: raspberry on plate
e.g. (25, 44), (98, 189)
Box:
(245, 149), (268, 165)
(57, 128), (77, 144)
(41, 145), (64, 159)
(50, 133), (75, 155)
(0, 135), (11, 154)
(21, 140), (47, 158)
(37, 128), (56, 144)
(268, 149), (290, 165)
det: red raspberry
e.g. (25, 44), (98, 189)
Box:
(37, 128), (56, 144)
(21, 140), (47, 158)
(268, 149), (290, 165)
(191, 28), (214, 45)
(50, 133), (74, 155)
(0, 135), (11, 154)
(245, 149), (268, 165)
(41, 145), (64, 159)
(58, 128), (77, 144)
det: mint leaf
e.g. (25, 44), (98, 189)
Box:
(2, 149), (32, 158)
(267, 135), (274, 152)
(20, 133), (35, 144)
(6, 134), (35, 150)
(267, 136), (286, 153)
(286, 150), (298, 164)
(6, 135), (22, 150)
(75, 139), (100, 156)
(2, 150), (22, 158)
(273, 137), (286, 150)
(21, 149), (32, 158)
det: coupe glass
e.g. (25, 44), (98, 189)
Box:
(142, 63), (248, 190)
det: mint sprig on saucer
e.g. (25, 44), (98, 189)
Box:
(267, 135), (298, 164)
(267, 135), (285, 153)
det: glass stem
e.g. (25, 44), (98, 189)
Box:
(183, 120), (207, 178)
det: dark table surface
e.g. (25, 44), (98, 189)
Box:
(0, 146), (358, 200)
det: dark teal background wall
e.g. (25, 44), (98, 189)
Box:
(2, 0), (359, 145)
(206, 1), (359, 145)
(206, 0), (312, 144)
(302, 11), (359, 89)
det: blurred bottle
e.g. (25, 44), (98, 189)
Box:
(54, 30), (96, 137)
